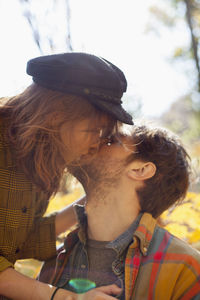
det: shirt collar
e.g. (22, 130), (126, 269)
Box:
(73, 204), (154, 256)
(133, 213), (157, 256)
(74, 204), (151, 255)
(106, 213), (142, 256)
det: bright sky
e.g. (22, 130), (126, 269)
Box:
(0, 0), (191, 118)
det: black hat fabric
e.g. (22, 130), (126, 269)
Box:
(26, 52), (133, 125)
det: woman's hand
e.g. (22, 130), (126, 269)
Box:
(54, 284), (121, 300)
(78, 284), (122, 299)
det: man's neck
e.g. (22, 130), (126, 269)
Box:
(85, 185), (140, 241)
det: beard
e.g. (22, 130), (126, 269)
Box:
(67, 156), (126, 196)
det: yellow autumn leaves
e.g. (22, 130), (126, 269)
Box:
(161, 192), (200, 248)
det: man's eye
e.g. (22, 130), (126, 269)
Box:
(106, 135), (124, 146)
(106, 140), (112, 146)
(105, 136), (116, 146)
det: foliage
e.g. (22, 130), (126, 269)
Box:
(161, 192), (200, 249)
(45, 187), (84, 215)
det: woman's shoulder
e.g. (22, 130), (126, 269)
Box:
(0, 113), (8, 140)
(0, 113), (13, 168)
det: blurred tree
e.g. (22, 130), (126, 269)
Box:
(183, 0), (200, 91)
(19, 0), (73, 53)
(160, 94), (200, 143)
(159, 94), (200, 192)
(148, 0), (200, 92)
(148, 1), (200, 189)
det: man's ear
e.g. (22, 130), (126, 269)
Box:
(127, 161), (156, 181)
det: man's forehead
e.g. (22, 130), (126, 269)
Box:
(119, 135), (136, 152)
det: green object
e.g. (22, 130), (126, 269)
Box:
(68, 278), (96, 294)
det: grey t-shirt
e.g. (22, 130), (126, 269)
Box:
(58, 205), (142, 299)
(87, 238), (122, 287)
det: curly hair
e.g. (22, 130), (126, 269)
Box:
(126, 125), (191, 218)
(0, 84), (117, 196)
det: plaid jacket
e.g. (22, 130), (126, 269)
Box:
(0, 117), (57, 273)
(39, 213), (200, 300)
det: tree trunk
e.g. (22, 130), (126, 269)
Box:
(184, 0), (200, 91)
(65, 0), (73, 51)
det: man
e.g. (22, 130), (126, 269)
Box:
(39, 124), (200, 299)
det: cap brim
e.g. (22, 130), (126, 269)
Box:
(88, 98), (133, 125)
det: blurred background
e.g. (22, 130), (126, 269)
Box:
(1, 0), (200, 278)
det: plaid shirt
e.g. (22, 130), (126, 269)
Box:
(39, 212), (200, 300)
(0, 117), (57, 273)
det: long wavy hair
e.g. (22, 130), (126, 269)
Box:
(0, 84), (117, 196)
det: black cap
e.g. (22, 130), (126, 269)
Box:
(26, 52), (133, 125)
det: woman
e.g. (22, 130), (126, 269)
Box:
(0, 52), (133, 299)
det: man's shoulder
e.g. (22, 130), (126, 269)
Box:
(149, 224), (200, 264)
(131, 218), (200, 299)
(135, 213), (200, 265)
